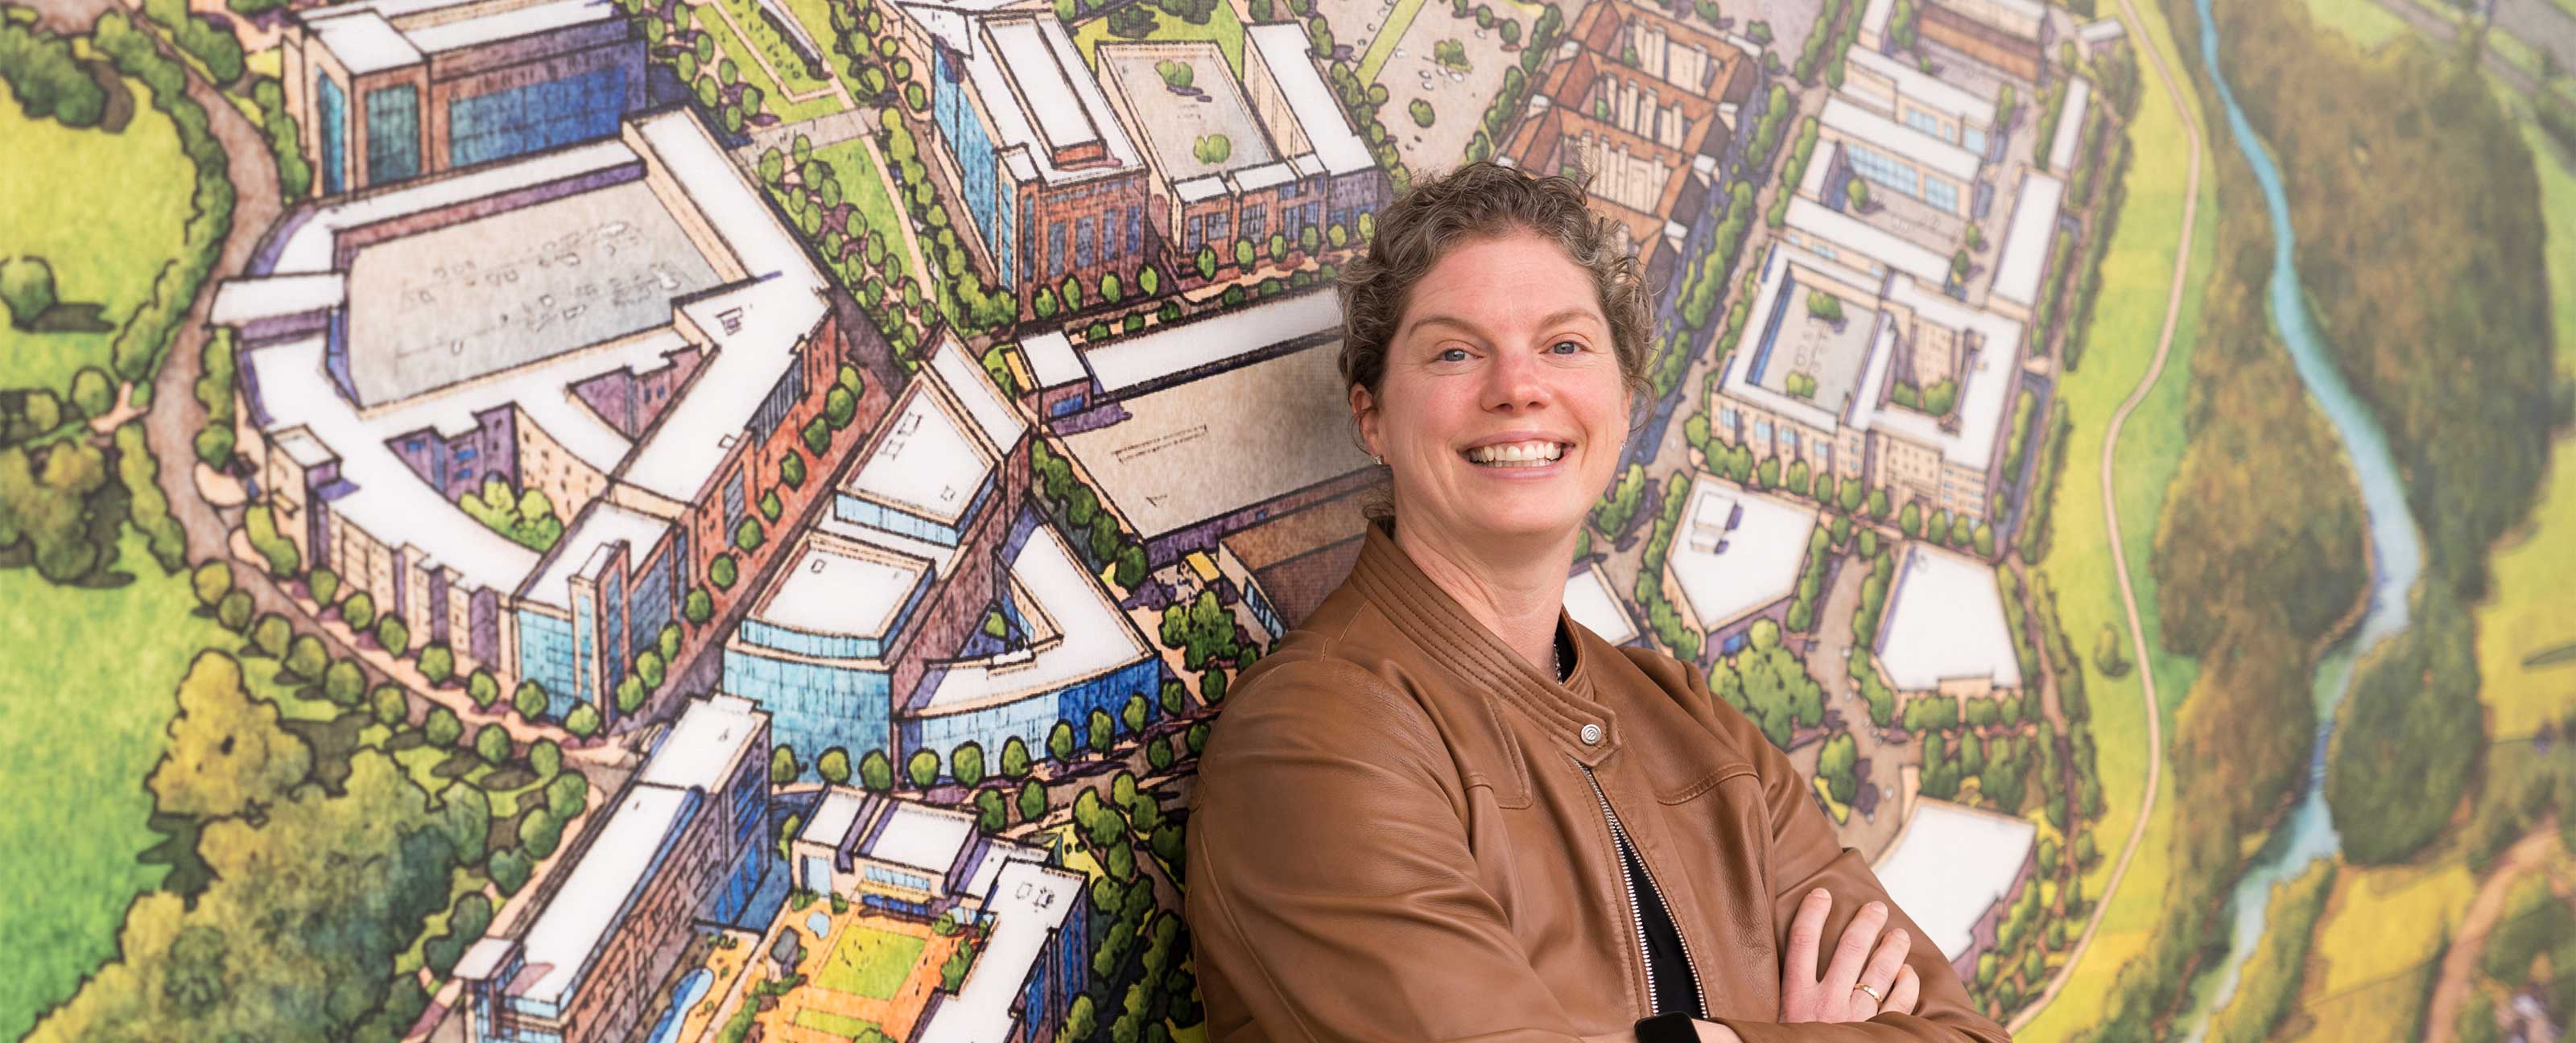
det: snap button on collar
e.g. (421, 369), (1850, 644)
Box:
(1580, 723), (1604, 746)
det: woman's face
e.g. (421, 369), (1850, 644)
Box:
(1352, 229), (1631, 550)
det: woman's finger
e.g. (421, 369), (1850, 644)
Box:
(1785, 888), (1832, 987)
(1857, 926), (1910, 1006)
(1884, 964), (1922, 1016)
(1823, 900), (1889, 997)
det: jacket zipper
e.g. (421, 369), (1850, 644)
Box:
(1575, 759), (1707, 1019)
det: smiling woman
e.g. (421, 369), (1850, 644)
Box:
(1184, 162), (2010, 1043)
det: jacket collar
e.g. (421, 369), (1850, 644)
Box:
(1345, 517), (1623, 765)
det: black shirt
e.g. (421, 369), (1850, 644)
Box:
(1559, 623), (1700, 1016)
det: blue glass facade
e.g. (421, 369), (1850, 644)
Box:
(720, 646), (894, 764)
(447, 65), (627, 169)
(518, 609), (576, 715)
(830, 472), (991, 546)
(933, 49), (1007, 287)
(365, 85), (420, 184)
(898, 655), (1159, 776)
(318, 75), (348, 196)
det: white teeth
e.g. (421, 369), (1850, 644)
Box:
(1466, 440), (1567, 466)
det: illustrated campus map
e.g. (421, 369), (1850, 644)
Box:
(2, 0), (2571, 1036)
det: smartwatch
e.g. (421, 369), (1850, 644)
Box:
(1634, 1012), (1698, 1043)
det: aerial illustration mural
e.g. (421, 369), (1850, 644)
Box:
(0, 0), (2569, 1033)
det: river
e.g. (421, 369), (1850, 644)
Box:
(2175, 0), (2430, 1036)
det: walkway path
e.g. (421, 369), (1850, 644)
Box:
(2006, 0), (2203, 1025)
(2422, 822), (2572, 1043)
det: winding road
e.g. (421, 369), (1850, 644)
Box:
(2004, 0), (2202, 1027)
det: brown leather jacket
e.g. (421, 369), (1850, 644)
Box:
(1184, 519), (2013, 1042)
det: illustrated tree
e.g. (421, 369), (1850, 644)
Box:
(819, 747), (852, 785)
(771, 744), (802, 785)
(859, 748), (894, 791)
(1001, 736), (1032, 777)
(907, 748), (942, 789)
(952, 740), (987, 788)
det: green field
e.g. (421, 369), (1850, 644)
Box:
(1074, 0), (1251, 78)
(0, 532), (312, 1039)
(815, 925), (926, 1000)
(792, 1006), (888, 1038)
(2469, 97), (2576, 742)
(0, 77), (195, 396)
(2301, 0), (2410, 49)
(695, 0), (845, 124)
(811, 138), (906, 247)
(2010, 0), (2221, 1035)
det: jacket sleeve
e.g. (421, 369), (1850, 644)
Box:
(1674, 657), (2016, 1043)
(1185, 654), (1591, 1043)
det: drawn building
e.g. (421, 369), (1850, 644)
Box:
(280, 0), (647, 196)
(1870, 797), (2039, 980)
(720, 332), (1160, 775)
(1707, 241), (2024, 522)
(1917, 0), (2052, 80)
(211, 109), (867, 721)
(1506, 0), (1754, 287)
(902, 2), (1151, 310)
(1091, 25), (1386, 271)
(452, 694), (773, 1043)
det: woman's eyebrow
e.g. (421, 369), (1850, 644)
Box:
(1402, 308), (1601, 340)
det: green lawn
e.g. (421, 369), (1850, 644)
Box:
(814, 925), (926, 1000)
(792, 1007), (887, 1038)
(1356, 0), (1432, 84)
(1073, 0), (1249, 79)
(2010, 0), (2221, 1035)
(0, 531), (319, 1040)
(2471, 95), (2576, 743)
(694, 0), (845, 125)
(0, 76), (195, 396)
(811, 138), (905, 246)
(2301, 0), (2410, 49)
(711, 0), (836, 97)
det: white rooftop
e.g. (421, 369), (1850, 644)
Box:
(404, 0), (617, 53)
(921, 10), (1144, 187)
(1080, 287), (1339, 394)
(621, 113), (830, 502)
(1872, 798), (2037, 960)
(635, 694), (766, 791)
(232, 113), (818, 600)
(511, 785), (694, 1007)
(929, 332), (1028, 453)
(799, 788), (869, 847)
(1988, 170), (2066, 310)
(305, 9), (423, 74)
(845, 383), (997, 529)
(1820, 97), (1984, 183)
(861, 802), (979, 876)
(1666, 475), (1817, 631)
(1563, 559), (1639, 646)
(916, 860), (1085, 1042)
(1060, 340), (1369, 539)
(1864, 274), (2021, 472)
(1845, 45), (1997, 125)
(1785, 196), (1955, 288)
(916, 521), (1154, 713)
(1019, 329), (1085, 388)
(208, 273), (345, 324)
(1244, 23), (1376, 176)
(1874, 542), (2023, 691)
(522, 499), (671, 611)
(2046, 77), (2093, 174)
(753, 534), (929, 640)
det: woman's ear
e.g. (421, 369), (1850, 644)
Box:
(1350, 381), (1381, 459)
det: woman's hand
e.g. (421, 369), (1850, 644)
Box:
(1779, 887), (1920, 1023)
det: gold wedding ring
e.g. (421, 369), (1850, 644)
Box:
(1854, 983), (1882, 1003)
